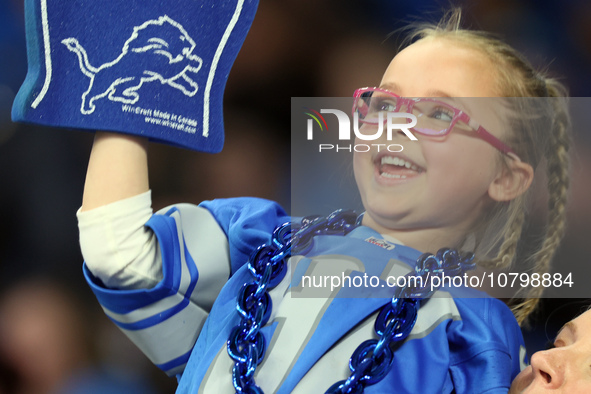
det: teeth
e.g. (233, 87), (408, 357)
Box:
(381, 173), (407, 179)
(380, 156), (419, 171)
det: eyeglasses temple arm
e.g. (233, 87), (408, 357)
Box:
(471, 123), (521, 161)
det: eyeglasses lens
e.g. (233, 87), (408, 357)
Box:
(356, 90), (458, 136)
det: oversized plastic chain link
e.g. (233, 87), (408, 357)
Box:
(226, 209), (475, 394)
(325, 248), (475, 394)
(227, 209), (359, 393)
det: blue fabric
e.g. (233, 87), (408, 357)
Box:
(84, 197), (526, 392)
(155, 349), (193, 372)
(12, 0), (258, 153)
(199, 197), (290, 275)
(182, 199), (524, 393)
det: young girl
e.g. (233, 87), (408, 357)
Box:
(77, 10), (570, 393)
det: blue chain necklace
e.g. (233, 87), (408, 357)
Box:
(226, 209), (475, 394)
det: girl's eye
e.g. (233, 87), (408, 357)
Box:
(428, 107), (454, 122)
(380, 103), (396, 112)
(370, 98), (397, 113)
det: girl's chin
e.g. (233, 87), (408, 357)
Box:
(361, 210), (407, 231)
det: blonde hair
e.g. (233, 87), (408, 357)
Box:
(402, 9), (571, 325)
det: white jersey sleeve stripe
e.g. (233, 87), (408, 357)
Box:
(102, 295), (193, 331)
(84, 202), (233, 376)
(117, 300), (209, 372)
(99, 210), (199, 327)
(163, 203), (230, 311)
(165, 208), (197, 297)
(156, 356), (190, 376)
(102, 290), (194, 324)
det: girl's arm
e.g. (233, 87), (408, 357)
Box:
(77, 131), (287, 377)
(78, 131), (161, 290)
(81, 131), (149, 212)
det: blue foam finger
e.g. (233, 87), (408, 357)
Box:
(12, 0), (259, 153)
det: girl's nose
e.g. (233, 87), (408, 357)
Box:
(529, 349), (564, 389)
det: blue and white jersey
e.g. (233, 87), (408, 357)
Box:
(84, 197), (525, 393)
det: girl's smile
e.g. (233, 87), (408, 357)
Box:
(373, 152), (424, 185)
(354, 37), (513, 252)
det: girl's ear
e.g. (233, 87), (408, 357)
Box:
(488, 159), (534, 202)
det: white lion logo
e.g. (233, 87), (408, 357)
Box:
(62, 15), (203, 114)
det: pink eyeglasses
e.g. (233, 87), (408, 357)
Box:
(353, 87), (520, 161)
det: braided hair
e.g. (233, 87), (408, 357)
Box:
(402, 9), (571, 325)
